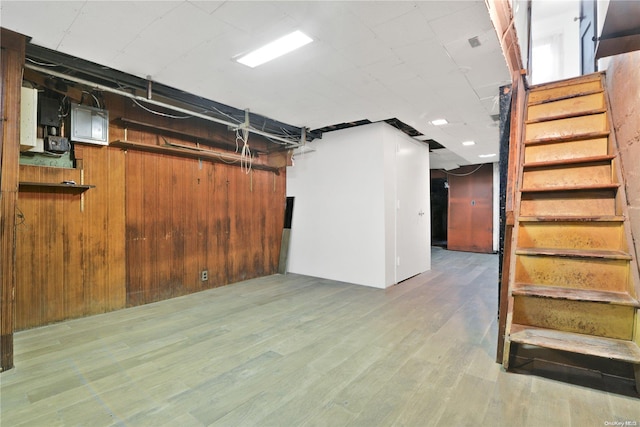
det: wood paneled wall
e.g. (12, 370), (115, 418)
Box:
(14, 79), (286, 330)
(1, 28), (26, 370)
(16, 146), (126, 329)
(125, 151), (284, 305)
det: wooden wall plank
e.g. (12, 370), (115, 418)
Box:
(121, 109), (286, 306)
(125, 149), (145, 306)
(14, 68), (286, 330)
(1, 29), (26, 370)
(14, 95), (127, 330)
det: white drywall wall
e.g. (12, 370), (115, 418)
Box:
(286, 122), (431, 288)
(286, 123), (387, 288)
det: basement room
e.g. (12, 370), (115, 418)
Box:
(1, 1), (640, 426)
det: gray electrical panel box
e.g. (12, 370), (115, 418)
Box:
(70, 103), (109, 145)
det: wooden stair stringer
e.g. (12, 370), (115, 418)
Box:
(603, 73), (640, 304)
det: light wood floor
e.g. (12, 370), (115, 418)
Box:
(2, 248), (639, 426)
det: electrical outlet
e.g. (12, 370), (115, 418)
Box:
(201, 270), (208, 281)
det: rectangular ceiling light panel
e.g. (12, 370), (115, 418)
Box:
(237, 30), (313, 68)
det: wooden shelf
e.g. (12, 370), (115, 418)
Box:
(515, 247), (632, 260)
(18, 181), (95, 193)
(114, 117), (272, 154)
(509, 324), (640, 363)
(110, 140), (280, 173)
(512, 284), (640, 307)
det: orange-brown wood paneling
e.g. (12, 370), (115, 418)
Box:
(124, 149), (285, 306)
(447, 163), (494, 253)
(1, 28), (26, 370)
(15, 144), (126, 329)
(114, 95), (286, 307)
(14, 73), (286, 329)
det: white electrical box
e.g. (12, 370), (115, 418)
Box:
(20, 87), (43, 152)
(70, 103), (109, 145)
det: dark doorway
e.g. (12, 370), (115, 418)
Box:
(430, 172), (448, 248)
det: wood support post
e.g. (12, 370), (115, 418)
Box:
(1, 28), (26, 371)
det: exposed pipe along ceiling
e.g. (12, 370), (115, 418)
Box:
(24, 45), (317, 151)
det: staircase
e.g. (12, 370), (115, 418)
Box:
(502, 72), (640, 392)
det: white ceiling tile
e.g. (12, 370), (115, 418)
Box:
(475, 83), (505, 100)
(480, 96), (501, 115)
(1, 1), (83, 50)
(188, 0), (224, 14)
(417, 1), (479, 22)
(347, 2), (419, 27)
(372, 8), (436, 47)
(429, 148), (470, 170)
(362, 58), (415, 84)
(277, 2), (375, 50)
(58, 2), (166, 65)
(335, 40), (398, 69)
(428, 1), (494, 44)
(213, 1), (290, 35)
(443, 30), (510, 90)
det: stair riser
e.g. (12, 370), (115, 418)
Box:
(522, 163), (612, 189)
(527, 93), (605, 122)
(518, 222), (626, 251)
(528, 79), (602, 104)
(513, 296), (634, 339)
(515, 255), (629, 292)
(524, 138), (609, 163)
(520, 191), (616, 217)
(526, 113), (608, 141)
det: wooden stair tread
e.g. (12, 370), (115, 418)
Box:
(512, 285), (640, 307)
(528, 72), (603, 92)
(520, 183), (619, 193)
(509, 324), (640, 364)
(527, 89), (604, 106)
(518, 215), (625, 222)
(515, 247), (632, 260)
(525, 131), (610, 146)
(526, 108), (607, 124)
(523, 154), (616, 169)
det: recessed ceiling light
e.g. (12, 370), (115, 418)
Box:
(430, 119), (448, 126)
(479, 153), (496, 158)
(462, 141), (476, 146)
(236, 30), (313, 68)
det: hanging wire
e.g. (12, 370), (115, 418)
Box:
(26, 57), (59, 67)
(236, 128), (252, 174)
(82, 91), (101, 109)
(440, 164), (485, 177)
(130, 98), (192, 119)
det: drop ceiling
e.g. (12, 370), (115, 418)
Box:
(1, 0), (511, 169)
